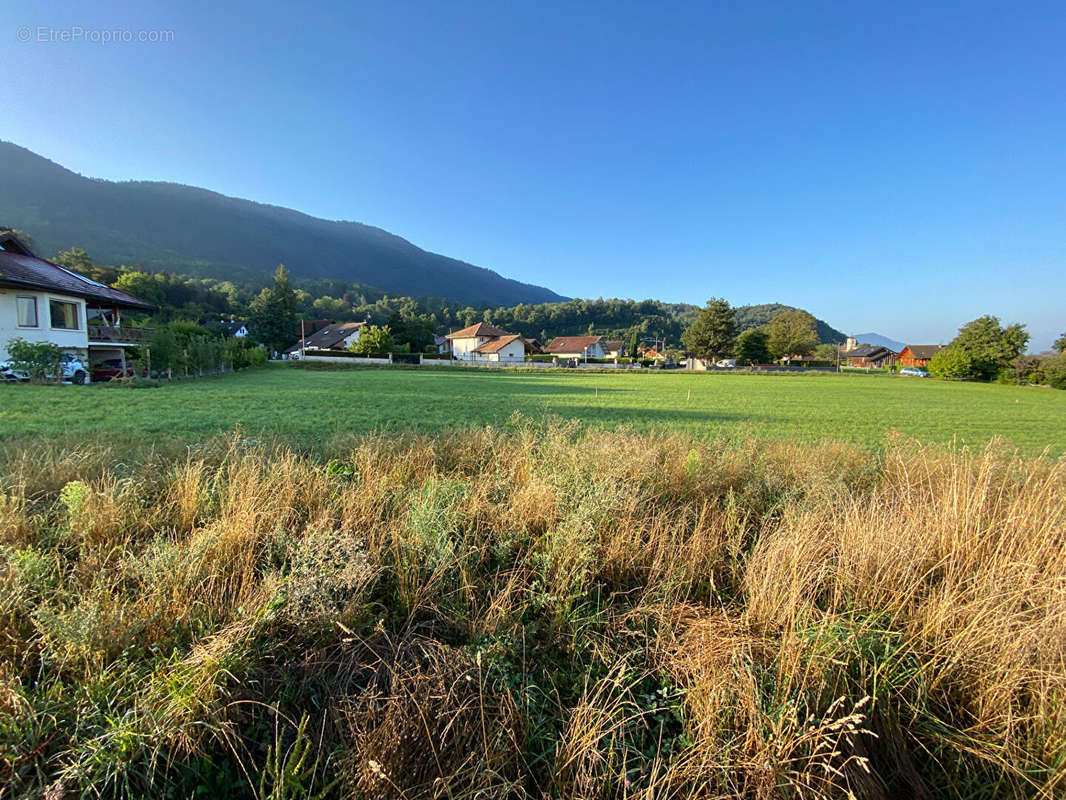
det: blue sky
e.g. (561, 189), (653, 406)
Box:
(3, 1), (1064, 349)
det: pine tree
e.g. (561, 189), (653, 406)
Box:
(249, 265), (298, 356)
(681, 298), (736, 361)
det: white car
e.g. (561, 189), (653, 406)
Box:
(716, 358), (737, 368)
(1, 353), (90, 384)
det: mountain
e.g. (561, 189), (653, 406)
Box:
(850, 332), (906, 351)
(734, 303), (847, 344)
(0, 142), (566, 307)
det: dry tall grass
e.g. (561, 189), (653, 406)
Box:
(0, 423), (1062, 798)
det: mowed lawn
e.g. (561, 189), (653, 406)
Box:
(1, 364), (1064, 455)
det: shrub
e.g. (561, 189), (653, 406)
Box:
(222, 337), (251, 370)
(350, 325), (395, 355)
(1039, 353), (1066, 389)
(4, 337), (63, 382)
(1013, 354), (1043, 385)
(248, 346), (268, 368)
(928, 346), (978, 380)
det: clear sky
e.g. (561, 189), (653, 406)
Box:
(3, 0), (1064, 349)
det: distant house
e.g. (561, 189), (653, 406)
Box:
(602, 339), (625, 358)
(544, 335), (609, 359)
(445, 322), (533, 363)
(0, 230), (154, 373)
(524, 338), (544, 354)
(640, 347), (665, 361)
(844, 345), (897, 369)
(294, 319), (334, 340)
(898, 344), (944, 368)
(286, 321), (364, 356)
(221, 320), (249, 338)
(472, 333), (529, 363)
(433, 334), (450, 354)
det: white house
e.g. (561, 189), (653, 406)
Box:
(471, 333), (529, 363)
(445, 322), (512, 360)
(0, 231), (154, 370)
(222, 320), (249, 338)
(544, 335), (610, 359)
(444, 322), (537, 363)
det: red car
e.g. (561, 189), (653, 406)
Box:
(90, 359), (140, 382)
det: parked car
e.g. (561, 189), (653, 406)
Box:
(0, 353), (89, 384)
(91, 358), (139, 382)
(716, 359), (737, 368)
(900, 367), (930, 377)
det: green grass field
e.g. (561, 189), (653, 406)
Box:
(2, 363), (1063, 455)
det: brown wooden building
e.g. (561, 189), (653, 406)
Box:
(843, 345), (898, 368)
(898, 344), (944, 367)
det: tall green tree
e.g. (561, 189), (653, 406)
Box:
(628, 330), (639, 360)
(54, 247), (94, 273)
(249, 265), (298, 355)
(681, 298), (736, 361)
(930, 315), (1029, 381)
(1054, 332), (1066, 353)
(766, 310), (819, 362)
(113, 271), (166, 306)
(734, 328), (771, 365)
(387, 311), (435, 352)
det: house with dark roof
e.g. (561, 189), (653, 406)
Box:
(293, 319), (334, 340)
(0, 230), (154, 371)
(285, 321), (364, 356)
(898, 344), (944, 368)
(544, 335), (609, 359)
(602, 339), (625, 358)
(843, 344), (898, 369)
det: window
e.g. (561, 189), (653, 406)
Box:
(16, 296), (38, 327)
(49, 299), (79, 330)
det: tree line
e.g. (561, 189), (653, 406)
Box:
(680, 299), (1065, 387)
(680, 298), (831, 364)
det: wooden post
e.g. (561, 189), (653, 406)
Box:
(120, 347), (127, 379)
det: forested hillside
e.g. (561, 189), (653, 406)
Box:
(734, 303), (846, 343)
(39, 244), (844, 354)
(0, 142), (564, 307)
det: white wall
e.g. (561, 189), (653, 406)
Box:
(0, 289), (88, 360)
(550, 342), (609, 359)
(491, 339), (526, 362)
(451, 336), (490, 359)
(300, 354), (390, 365)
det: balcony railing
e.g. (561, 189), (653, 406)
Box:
(88, 324), (154, 346)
